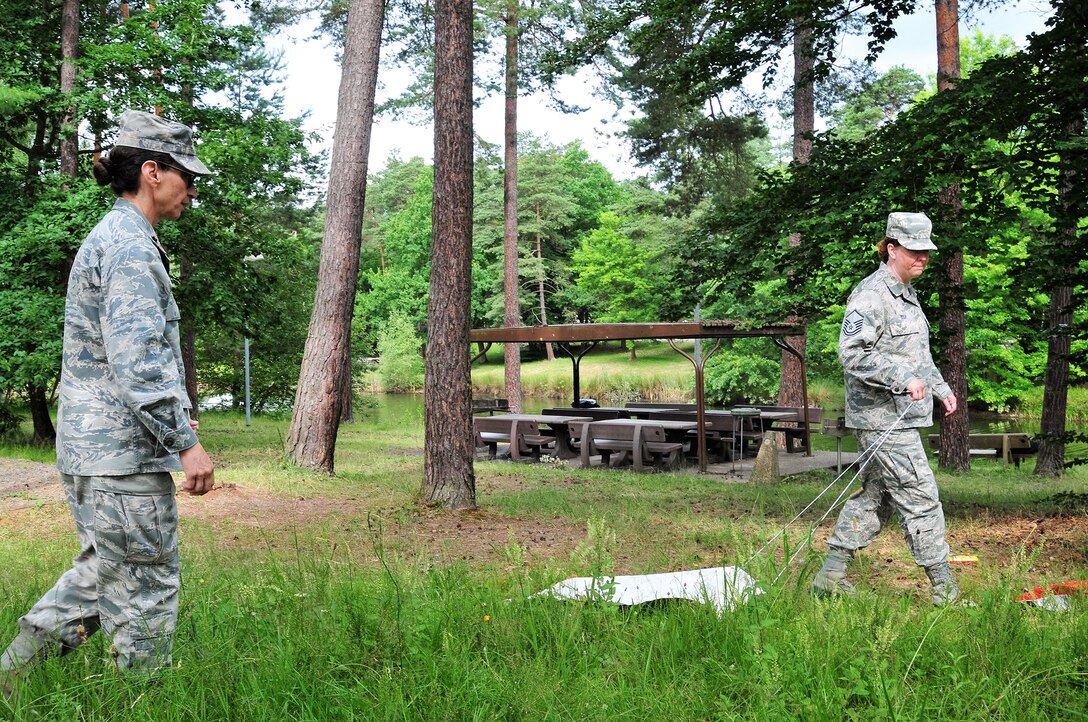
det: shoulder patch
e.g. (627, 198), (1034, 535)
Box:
(842, 309), (865, 337)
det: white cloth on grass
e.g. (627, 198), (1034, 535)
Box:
(532, 566), (762, 615)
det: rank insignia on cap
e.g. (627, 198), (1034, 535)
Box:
(842, 310), (865, 336)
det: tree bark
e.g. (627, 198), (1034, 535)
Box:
(178, 256), (199, 416)
(422, 0), (476, 509)
(28, 384), (55, 443)
(934, 0), (970, 471)
(778, 16), (813, 411)
(286, 0), (384, 473)
(340, 360), (355, 424)
(502, 0), (523, 412)
(59, 0), (79, 177)
(1035, 115), (1081, 476)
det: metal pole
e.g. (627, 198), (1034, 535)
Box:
(244, 336), (251, 426)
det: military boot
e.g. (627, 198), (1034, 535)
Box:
(811, 546), (857, 598)
(925, 561), (960, 606)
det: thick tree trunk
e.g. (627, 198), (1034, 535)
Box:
(778, 17), (813, 410)
(59, 0), (79, 177)
(286, 0), (383, 473)
(1035, 115), (1081, 476)
(28, 384), (55, 443)
(502, 1), (523, 412)
(1036, 287), (1072, 475)
(935, 0), (970, 471)
(422, 0), (476, 510)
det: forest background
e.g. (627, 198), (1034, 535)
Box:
(0, 0), (1084, 465)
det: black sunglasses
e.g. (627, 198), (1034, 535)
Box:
(157, 162), (197, 189)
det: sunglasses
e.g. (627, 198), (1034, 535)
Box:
(157, 162), (197, 189)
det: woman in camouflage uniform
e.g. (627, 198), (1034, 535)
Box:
(812, 212), (961, 605)
(2, 111), (215, 692)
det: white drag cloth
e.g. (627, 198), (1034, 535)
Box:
(533, 566), (762, 615)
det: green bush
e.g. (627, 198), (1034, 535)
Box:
(703, 338), (781, 405)
(0, 396), (21, 437)
(377, 312), (424, 392)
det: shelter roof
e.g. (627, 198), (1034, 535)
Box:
(469, 321), (806, 344)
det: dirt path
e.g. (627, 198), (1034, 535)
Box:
(0, 458), (586, 568)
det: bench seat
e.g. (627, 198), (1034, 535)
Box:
(473, 417), (554, 461)
(927, 432), (1036, 468)
(581, 422), (686, 472)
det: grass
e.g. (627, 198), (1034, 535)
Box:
(2, 410), (1088, 720)
(471, 342), (698, 402)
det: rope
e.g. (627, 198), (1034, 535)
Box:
(744, 401), (918, 581)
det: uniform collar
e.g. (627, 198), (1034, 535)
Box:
(112, 198), (171, 274)
(877, 262), (917, 303)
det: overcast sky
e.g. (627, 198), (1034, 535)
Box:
(267, 1), (1053, 180)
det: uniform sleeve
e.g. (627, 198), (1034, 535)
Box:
(100, 241), (199, 454)
(839, 289), (915, 394)
(924, 357), (952, 400)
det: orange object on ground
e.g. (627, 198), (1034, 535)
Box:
(1015, 580), (1088, 602)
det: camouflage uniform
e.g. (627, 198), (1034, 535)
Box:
(828, 262), (953, 567)
(2, 173), (200, 672)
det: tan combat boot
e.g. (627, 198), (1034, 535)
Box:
(811, 546), (857, 598)
(925, 561), (961, 606)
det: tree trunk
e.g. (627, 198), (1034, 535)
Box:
(778, 16), (813, 410)
(59, 0), (79, 177)
(178, 256), (199, 416)
(286, 0), (384, 473)
(340, 360), (354, 424)
(422, 0), (476, 510)
(536, 213), (554, 362)
(934, 0), (970, 471)
(1035, 115), (1081, 476)
(28, 384), (55, 443)
(502, 0), (523, 412)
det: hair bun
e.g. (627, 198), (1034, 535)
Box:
(91, 155), (113, 186)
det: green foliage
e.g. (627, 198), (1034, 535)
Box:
(686, 4), (1086, 414)
(0, 0), (322, 420)
(570, 211), (663, 323)
(377, 312), (424, 392)
(0, 396), (20, 437)
(0, 178), (107, 396)
(704, 339), (782, 406)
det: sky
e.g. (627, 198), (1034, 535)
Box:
(266, 1), (1054, 181)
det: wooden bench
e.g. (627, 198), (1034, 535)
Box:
(645, 411), (739, 461)
(750, 406), (824, 453)
(927, 433), (1037, 468)
(472, 398), (510, 415)
(473, 417), (554, 461)
(580, 422), (686, 472)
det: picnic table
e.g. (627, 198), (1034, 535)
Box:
(580, 418), (697, 471)
(475, 413), (593, 460)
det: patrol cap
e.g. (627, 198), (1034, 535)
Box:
(885, 212), (936, 251)
(114, 110), (211, 176)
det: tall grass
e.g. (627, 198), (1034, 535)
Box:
(3, 538), (1086, 721)
(2, 410), (1087, 720)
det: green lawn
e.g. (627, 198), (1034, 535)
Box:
(1, 410), (1087, 720)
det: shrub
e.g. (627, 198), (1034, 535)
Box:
(704, 338), (781, 405)
(0, 397), (21, 437)
(377, 312), (424, 392)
